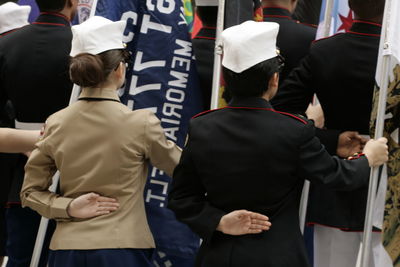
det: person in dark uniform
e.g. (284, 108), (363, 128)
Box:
(262, 0), (316, 85)
(0, 2), (31, 266)
(271, 0), (386, 266)
(192, 0), (218, 110)
(0, 0), (77, 266)
(167, 20), (388, 267)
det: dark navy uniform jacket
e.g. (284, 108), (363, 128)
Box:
(192, 27), (216, 110)
(272, 21), (381, 230)
(168, 97), (370, 267)
(263, 7), (316, 84)
(0, 12), (73, 203)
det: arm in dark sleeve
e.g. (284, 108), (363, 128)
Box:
(315, 128), (340, 156)
(167, 128), (226, 241)
(271, 55), (315, 115)
(298, 122), (370, 190)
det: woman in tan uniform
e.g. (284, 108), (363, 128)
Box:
(20, 16), (181, 267)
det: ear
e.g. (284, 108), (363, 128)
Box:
(115, 62), (125, 78)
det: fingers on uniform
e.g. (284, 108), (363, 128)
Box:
(249, 213), (269, 221)
(97, 196), (118, 202)
(98, 202), (120, 208)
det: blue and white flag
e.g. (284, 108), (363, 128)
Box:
(95, 0), (202, 266)
(316, 0), (352, 39)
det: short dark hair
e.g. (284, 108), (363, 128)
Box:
(196, 6), (218, 27)
(70, 49), (129, 88)
(35, 0), (67, 12)
(223, 57), (281, 98)
(348, 0), (385, 20)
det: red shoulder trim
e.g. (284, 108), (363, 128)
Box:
(264, 15), (291, 20)
(194, 36), (216, 40)
(312, 32), (343, 44)
(192, 106), (308, 125)
(192, 107), (227, 119)
(347, 31), (380, 37)
(353, 20), (382, 27)
(33, 22), (67, 27)
(299, 22), (318, 28)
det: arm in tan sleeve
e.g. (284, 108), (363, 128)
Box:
(144, 112), (182, 177)
(20, 131), (73, 220)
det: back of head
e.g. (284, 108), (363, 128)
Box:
(69, 16), (128, 88)
(223, 58), (281, 98)
(70, 50), (128, 88)
(35, 0), (66, 12)
(348, 0), (385, 20)
(221, 21), (280, 98)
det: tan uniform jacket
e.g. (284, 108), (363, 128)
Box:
(20, 87), (181, 250)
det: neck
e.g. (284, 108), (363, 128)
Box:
(262, 0), (292, 12)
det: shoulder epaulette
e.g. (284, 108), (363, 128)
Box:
(273, 110), (308, 124)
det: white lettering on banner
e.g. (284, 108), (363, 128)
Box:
(166, 89), (185, 103)
(129, 75), (161, 95)
(174, 39), (192, 57)
(145, 167), (168, 207)
(171, 56), (191, 71)
(147, 0), (175, 14)
(134, 51), (166, 71)
(141, 14), (172, 34)
(159, 39), (193, 142)
(168, 71), (188, 88)
(178, 7), (187, 25)
(121, 11), (138, 43)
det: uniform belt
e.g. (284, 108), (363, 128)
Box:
(14, 120), (44, 130)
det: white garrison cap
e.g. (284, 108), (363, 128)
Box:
(195, 0), (218, 6)
(222, 21), (280, 73)
(0, 2), (30, 35)
(70, 16), (126, 56)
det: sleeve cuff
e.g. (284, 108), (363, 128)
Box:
(51, 197), (74, 219)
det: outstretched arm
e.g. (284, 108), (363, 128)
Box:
(0, 128), (39, 153)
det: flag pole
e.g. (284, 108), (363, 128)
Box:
(209, 0), (226, 109)
(359, 1), (391, 265)
(28, 1), (100, 263)
(298, 0), (335, 234)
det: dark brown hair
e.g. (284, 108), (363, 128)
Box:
(348, 0), (385, 20)
(69, 49), (128, 88)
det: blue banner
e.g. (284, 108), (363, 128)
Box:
(96, 0), (202, 265)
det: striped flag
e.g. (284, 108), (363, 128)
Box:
(369, 0), (400, 266)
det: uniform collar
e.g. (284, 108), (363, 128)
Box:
(78, 87), (121, 102)
(348, 20), (382, 37)
(229, 97), (273, 109)
(263, 6), (292, 20)
(33, 12), (71, 27)
(194, 27), (216, 40)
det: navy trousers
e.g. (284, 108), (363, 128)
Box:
(6, 206), (54, 267)
(49, 249), (154, 267)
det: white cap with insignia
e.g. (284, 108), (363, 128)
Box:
(70, 16), (126, 56)
(0, 2), (31, 35)
(195, 0), (218, 6)
(221, 21), (280, 73)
